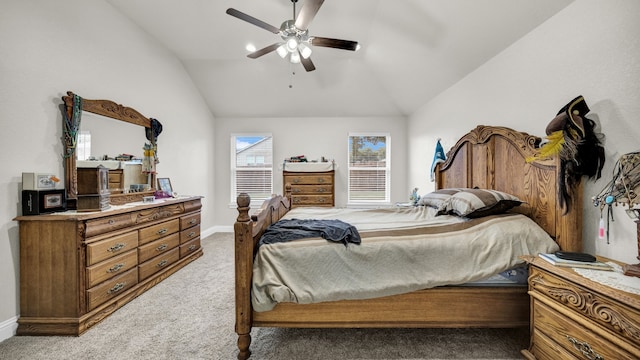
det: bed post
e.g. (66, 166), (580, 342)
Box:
(235, 193), (253, 360)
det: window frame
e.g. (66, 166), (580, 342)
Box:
(347, 132), (391, 206)
(230, 133), (274, 205)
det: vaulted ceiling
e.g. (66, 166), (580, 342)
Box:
(106, 0), (573, 118)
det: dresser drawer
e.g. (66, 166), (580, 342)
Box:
(533, 299), (634, 360)
(183, 199), (202, 213)
(85, 213), (134, 237)
(138, 247), (180, 281)
(138, 232), (180, 263)
(87, 267), (138, 311)
(284, 174), (333, 185)
(180, 237), (201, 257)
(86, 249), (138, 288)
(180, 213), (200, 229)
(180, 224), (200, 244)
(290, 184), (333, 195)
(86, 231), (139, 266)
(138, 219), (179, 245)
(291, 194), (333, 206)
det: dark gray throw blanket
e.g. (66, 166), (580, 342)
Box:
(258, 219), (361, 248)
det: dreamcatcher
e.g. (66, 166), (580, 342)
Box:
(592, 151), (640, 243)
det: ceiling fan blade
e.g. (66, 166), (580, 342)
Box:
(310, 37), (358, 51)
(248, 43), (282, 59)
(300, 54), (316, 72)
(226, 8), (280, 34)
(294, 0), (324, 31)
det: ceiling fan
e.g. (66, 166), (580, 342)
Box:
(226, 0), (359, 72)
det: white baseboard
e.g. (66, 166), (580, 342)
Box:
(0, 316), (18, 342)
(204, 225), (232, 236)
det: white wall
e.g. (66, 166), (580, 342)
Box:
(408, 0), (640, 264)
(214, 116), (407, 227)
(0, 0), (216, 341)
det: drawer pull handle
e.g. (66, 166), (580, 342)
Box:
(108, 243), (125, 252)
(108, 263), (124, 273)
(189, 219), (197, 225)
(156, 244), (168, 252)
(566, 336), (604, 360)
(157, 228), (168, 235)
(317, 188), (326, 193)
(188, 244), (197, 251)
(157, 259), (168, 268)
(292, 179), (299, 183)
(317, 178), (325, 183)
(108, 219), (115, 225)
(188, 231), (196, 238)
(107, 282), (126, 294)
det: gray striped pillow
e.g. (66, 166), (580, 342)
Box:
(418, 188), (462, 211)
(446, 188), (522, 218)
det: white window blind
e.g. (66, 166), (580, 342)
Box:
(231, 135), (273, 203)
(348, 134), (390, 203)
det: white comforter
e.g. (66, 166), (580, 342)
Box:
(252, 206), (559, 312)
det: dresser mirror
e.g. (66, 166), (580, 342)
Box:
(62, 91), (159, 208)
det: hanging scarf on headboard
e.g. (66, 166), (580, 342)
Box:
(62, 94), (82, 158)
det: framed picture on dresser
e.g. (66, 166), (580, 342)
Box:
(157, 177), (173, 195)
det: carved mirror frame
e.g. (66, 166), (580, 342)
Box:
(62, 91), (157, 208)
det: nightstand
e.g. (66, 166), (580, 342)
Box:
(521, 256), (640, 359)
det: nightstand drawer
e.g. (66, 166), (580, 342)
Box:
(533, 299), (634, 360)
(529, 327), (578, 360)
(529, 267), (640, 347)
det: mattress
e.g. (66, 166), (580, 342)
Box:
(252, 206), (558, 311)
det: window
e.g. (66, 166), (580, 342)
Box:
(76, 131), (91, 161)
(231, 134), (273, 204)
(348, 133), (390, 204)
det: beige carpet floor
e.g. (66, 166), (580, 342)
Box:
(0, 232), (529, 359)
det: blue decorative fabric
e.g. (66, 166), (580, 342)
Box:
(258, 219), (361, 248)
(430, 138), (446, 182)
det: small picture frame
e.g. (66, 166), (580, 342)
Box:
(157, 177), (173, 194)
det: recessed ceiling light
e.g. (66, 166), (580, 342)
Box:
(246, 44), (256, 52)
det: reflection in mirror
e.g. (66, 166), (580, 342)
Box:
(79, 112), (146, 160)
(62, 91), (161, 208)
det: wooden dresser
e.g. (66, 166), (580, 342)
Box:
(522, 256), (640, 359)
(15, 196), (203, 336)
(283, 163), (335, 208)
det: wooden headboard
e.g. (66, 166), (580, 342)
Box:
(434, 125), (582, 252)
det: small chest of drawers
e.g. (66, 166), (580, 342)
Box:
(283, 170), (335, 208)
(521, 256), (640, 360)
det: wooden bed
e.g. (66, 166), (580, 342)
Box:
(233, 125), (583, 359)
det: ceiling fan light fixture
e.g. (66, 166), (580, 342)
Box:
(298, 42), (312, 59)
(289, 51), (301, 64)
(286, 37), (298, 52)
(276, 44), (288, 58)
